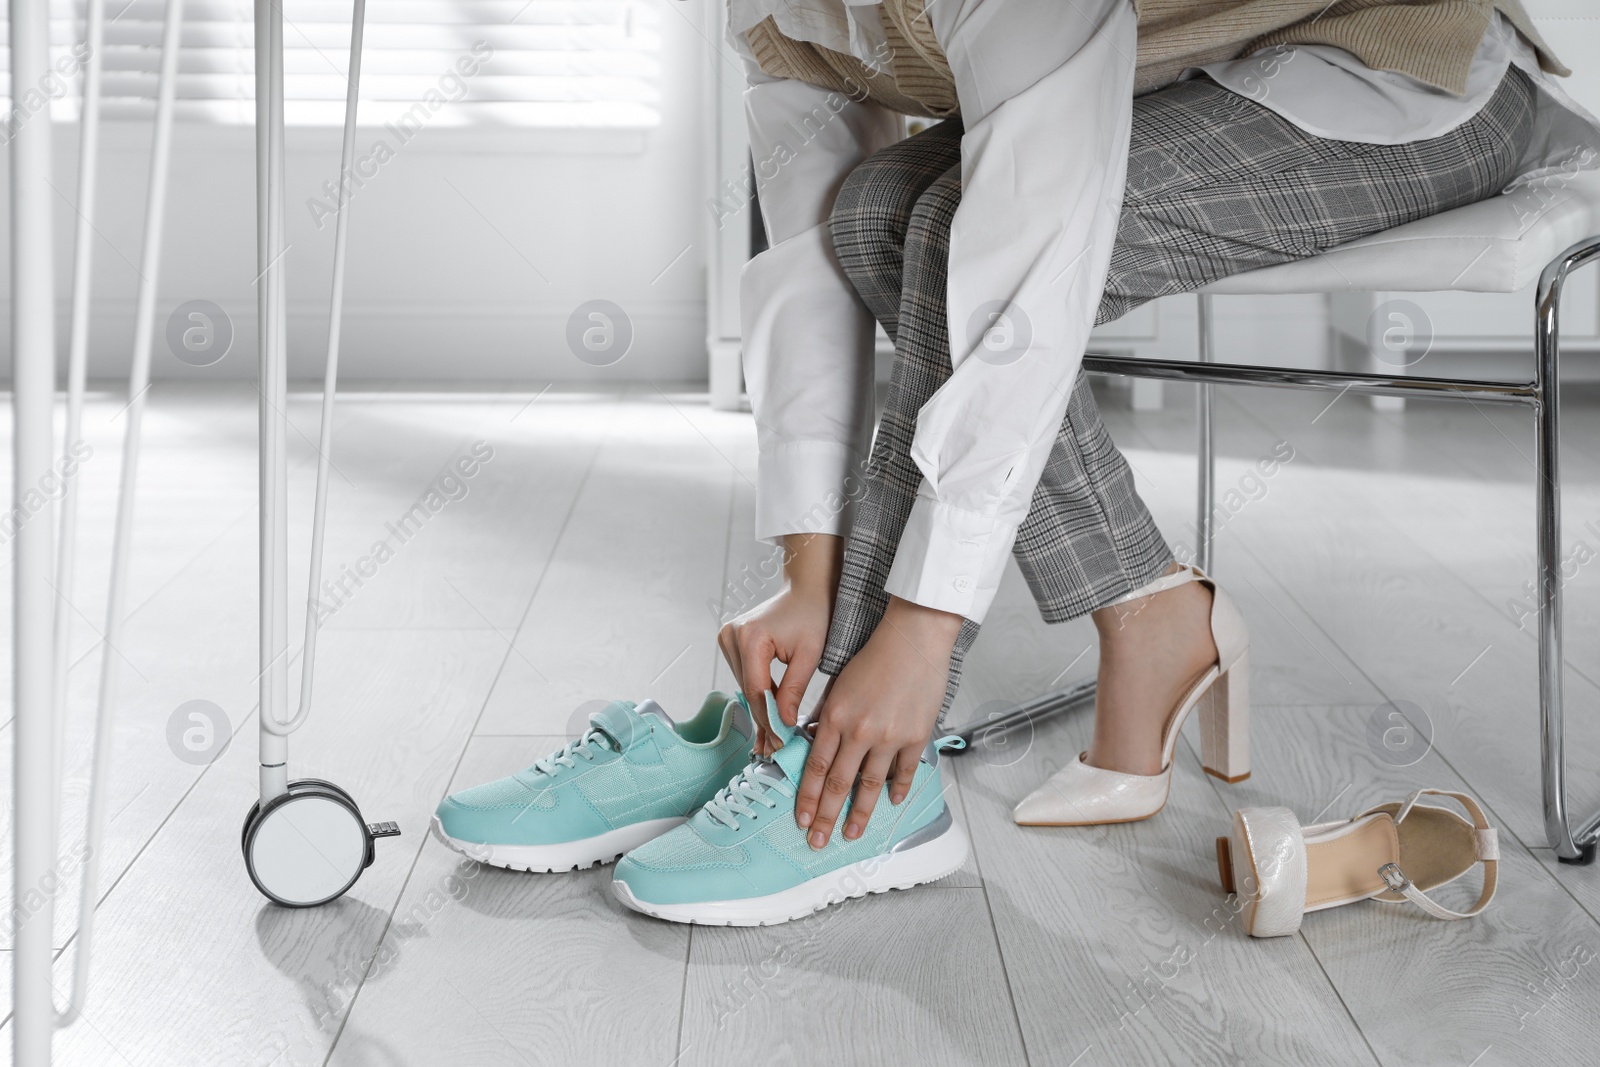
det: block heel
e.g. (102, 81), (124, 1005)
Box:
(1200, 650), (1251, 783)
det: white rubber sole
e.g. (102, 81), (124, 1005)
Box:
(611, 819), (970, 926)
(430, 814), (684, 873)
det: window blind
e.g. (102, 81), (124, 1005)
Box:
(0, 0), (661, 128)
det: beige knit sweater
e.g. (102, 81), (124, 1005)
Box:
(744, 0), (1570, 120)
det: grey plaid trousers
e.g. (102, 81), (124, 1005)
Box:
(818, 70), (1537, 713)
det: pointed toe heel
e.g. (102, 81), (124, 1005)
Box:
(1013, 564), (1252, 827)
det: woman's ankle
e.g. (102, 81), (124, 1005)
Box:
(1086, 569), (1220, 775)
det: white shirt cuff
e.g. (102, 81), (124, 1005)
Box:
(755, 440), (866, 543)
(883, 489), (1017, 624)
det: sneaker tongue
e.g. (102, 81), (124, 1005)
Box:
(587, 701), (651, 750)
(770, 724), (811, 785)
(743, 691), (808, 783)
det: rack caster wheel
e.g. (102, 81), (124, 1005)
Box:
(241, 779), (400, 907)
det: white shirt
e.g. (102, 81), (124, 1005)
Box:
(731, 0), (1600, 625)
(1198, 12), (1600, 189)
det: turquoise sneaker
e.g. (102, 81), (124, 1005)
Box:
(431, 693), (754, 872)
(611, 704), (968, 925)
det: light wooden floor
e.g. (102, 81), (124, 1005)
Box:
(5, 377), (1600, 1066)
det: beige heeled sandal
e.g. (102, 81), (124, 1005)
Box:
(1218, 788), (1499, 938)
(1012, 564), (1250, 827)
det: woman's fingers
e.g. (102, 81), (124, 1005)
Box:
(718, 623), (774, 756)
(735, 628), (777, 713)
(717, 621), (744, 687)
(772, 645), (819, 728)
(716, 623), (754, 740)
(805, 734), (868, 850)
(843, 748), (896, 841)
(793, 722), (840, 834)
(889, 746), (922, 806)
(723, 620), (784, 755)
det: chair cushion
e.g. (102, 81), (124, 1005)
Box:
(1199, 172), (1600, 295)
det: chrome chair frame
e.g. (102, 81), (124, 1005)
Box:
(951, 235), (1600, 866)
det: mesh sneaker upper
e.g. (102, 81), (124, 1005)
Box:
(435, 694), (752, 847)
(616, 717), (949, 901)
(447, 776), (559, 811)
(574, 739), (744, 825)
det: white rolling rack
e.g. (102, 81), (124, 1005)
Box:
(238, 0), (401, 916)
(10, 0), (178, 1060)
(8, 2), (392, 1063)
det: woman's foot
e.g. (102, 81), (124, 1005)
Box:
(1011, 564), (1250, 827)
(1087, 562), (1220, 776)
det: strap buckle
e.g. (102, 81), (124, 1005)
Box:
(1379, 862), (1411, 892)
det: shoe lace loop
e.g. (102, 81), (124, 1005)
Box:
(527, 729), (614, 777)
(702, 763), (781, 830)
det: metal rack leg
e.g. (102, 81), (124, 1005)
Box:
(11, 2), (59, 1060)
(61, 0), (185, 1020)
(1196, 294), (1217, 574)
(256, 0), (291, 802)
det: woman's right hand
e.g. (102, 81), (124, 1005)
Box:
(717, 533), (842, 757)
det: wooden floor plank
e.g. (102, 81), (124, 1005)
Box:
(1220, 703), (1600, 1067)
(0, 386), (605, 947)
(953, 527), (1382, 1065)
(8, 383), (1600, 1066)
(476, 389), (745, 736)
(328, 737), (690, 1067)
(6, 630), (506, 1066)
(0, 465), (261, 951)
(677, 886), (1024, 1067)
(0, 384), (263, 723)
(959, 706), (1377, 1067)
(306, 388), (617, 633)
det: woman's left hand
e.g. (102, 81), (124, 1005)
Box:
(796, 596), (964, 849)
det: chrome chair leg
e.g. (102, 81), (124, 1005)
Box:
(1537, 238), (1600, 864)
(956, 244), (1600, 838)
(952, 293), (1226, 749)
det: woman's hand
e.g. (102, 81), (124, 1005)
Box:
(717, 534), (842, 757)
(796, 596), (963, 848)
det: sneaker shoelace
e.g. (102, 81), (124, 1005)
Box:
(697, 733), (964, 830)
(702, 762), (784, 830)
(525, 729), (616, 777)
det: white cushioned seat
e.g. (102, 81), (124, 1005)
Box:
(1200, 172), (1600, 296)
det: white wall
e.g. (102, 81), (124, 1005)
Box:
(0, 4), (713, 382)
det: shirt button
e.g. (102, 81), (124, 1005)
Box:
(953, 576), (973, 593)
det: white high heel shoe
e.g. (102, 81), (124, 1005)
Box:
(1012, 565), (1249, 826)
(1218, 789), (1499, 938)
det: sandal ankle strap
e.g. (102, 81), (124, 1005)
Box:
(1379, 862), (1497, 921)
(1369, 788), (1499, 922)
